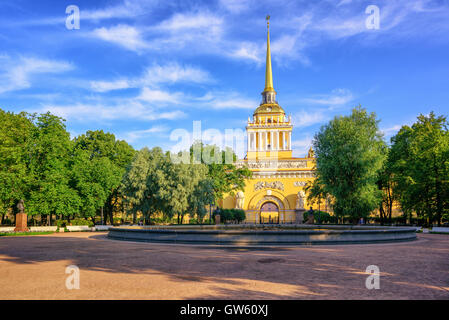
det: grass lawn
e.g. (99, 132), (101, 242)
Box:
(0, 231), (55, 237)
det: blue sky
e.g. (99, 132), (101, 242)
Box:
(0, 0), (448, 157)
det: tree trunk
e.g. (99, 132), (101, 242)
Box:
(100, 207), (104, 225)
(434, 154), (442, 227)
(379, 204), (385, 226)
(1, 213), (4, 225)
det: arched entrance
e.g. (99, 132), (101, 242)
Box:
(260, 201), (279, 224)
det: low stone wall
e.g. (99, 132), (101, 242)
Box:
(94, 225), (110, 231)
(0, 225), (110, 232)
(431, 227), (449, 233)
(0, 226), (58, 232)
(66, 225), (92, 232)
(30, 226), (57, 232)
(108, 225), (417, 245)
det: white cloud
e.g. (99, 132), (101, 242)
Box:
(90, 62), (212, 92)
(293, 110), (330, 127)
(92, 25), (148, 51)
(82, 0), (153, 20)
(90, 79), (131, 92)
(196, 91), (258, 110)
(229, 42), (263, 64)
(219, 0), (253, 13)
(138, 87), (183, 104)
(37, 101), (186, 122)
(301, 88), (354, 106)
(142, 63), (212, 85)
(156, 11), (223, 33)
(0, 56), (73, 94)
(121, 125), (169, 142)
(291, 135), (313, 158)
(381, 125), (402, 138)
(11, 0), (156, 26)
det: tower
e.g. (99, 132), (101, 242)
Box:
(246, 16), (293, 160)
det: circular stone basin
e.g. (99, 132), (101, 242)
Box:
(108, 224), (417, 246)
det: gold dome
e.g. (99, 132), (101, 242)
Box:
(253, 103), (285, 116)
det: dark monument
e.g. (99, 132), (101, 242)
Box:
(14, 199), (29, 232)
(306, 207), (315, 224)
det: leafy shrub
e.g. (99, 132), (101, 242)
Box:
(189, 218), (199, 224)
(303, 211), (336, 224)
(113, 217), (122, 226)
(315, 211), (337, 224)
(213, 208), (246, 224)
(56, 220), (68, 227)
(1, 218), (12, 226)
(70, 218), (94, 227)
(233, 209), (246, 223)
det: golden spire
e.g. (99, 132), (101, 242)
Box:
(264, 15), (274, 93)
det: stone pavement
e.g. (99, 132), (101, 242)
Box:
(0, 232), (448, 299)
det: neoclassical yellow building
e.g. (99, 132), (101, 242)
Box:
(220, 18), (326, 223)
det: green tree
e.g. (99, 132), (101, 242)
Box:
(0, 110), (33, 223)
(27, 112), (80, 225)
(182, 166), (214, 223)
(74, 130), (134, 224)
(389, 112), (449, 226)
(70, 149), (120, 221)
(187, 142), (252, 202)
(121, 147), (169, 224)
(376, 148), (396, 225)
(305, 177), (328, 214)
(313, 107), (387, 223)
(188, 178), (215, 223)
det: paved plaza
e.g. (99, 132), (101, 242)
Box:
(0, 232), (448, 299)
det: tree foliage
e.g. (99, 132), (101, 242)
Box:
(389, 112), (449, 226)
(0, 109), (134, 225)
(0, 110), (33, 216)
(312, 107), (387, 222)
(188, 141), (252, 202)
(121, 142), (248, 225)
(26, 112), (80, 222)
(73, 130), (135, 223)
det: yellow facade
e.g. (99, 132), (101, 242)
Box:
(220, 17), (323, 223)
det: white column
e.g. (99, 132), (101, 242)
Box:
(288, 131), (292, 150)
(251, 132), (255, 151)
(269, 131), (272, 150)
(258, 131), (262, 152)
(249, 132), (252, 151)
(263, 131), (268, 151)
(278, 131), (282, 150)
(274, 131), (278, 151)
(281, 131), (285, 150)
(276, 131), (280, 151)
(253, 132), (256, 151)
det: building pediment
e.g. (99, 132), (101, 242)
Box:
(236, 159), (308, 169)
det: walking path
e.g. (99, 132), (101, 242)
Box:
(0, 232), (448, 299)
